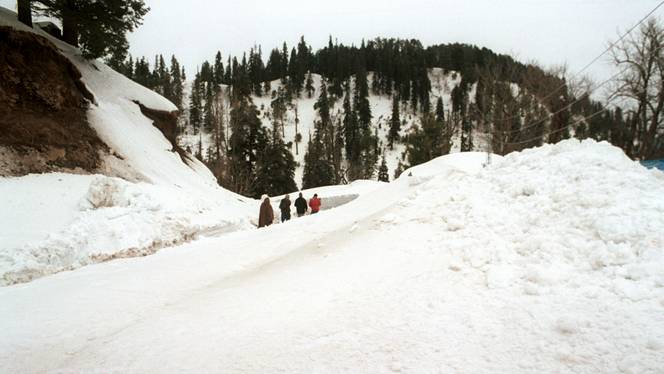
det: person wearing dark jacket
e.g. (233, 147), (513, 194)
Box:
(309, 193), (321, 214)
(279, 194), (292, 222)
(258, 195), (274, 228)
(294, 192), (308, 217)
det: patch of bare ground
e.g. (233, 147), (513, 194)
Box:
(0, 26), (108, 175)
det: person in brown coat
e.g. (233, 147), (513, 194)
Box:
(258, 195), (274, 228)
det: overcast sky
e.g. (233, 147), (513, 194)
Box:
(2, 0), (662, 82)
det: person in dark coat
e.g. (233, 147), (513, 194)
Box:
(294, 192), (308, 217)
(258, 195), (274, 228)
(309, 193), (321, 214)
(279, 194), (292, 222)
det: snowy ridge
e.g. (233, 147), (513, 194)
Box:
(179, 68), (481, 187)
(1, 139), (663, 372)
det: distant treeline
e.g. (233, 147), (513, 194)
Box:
(111, 37), (550, 112)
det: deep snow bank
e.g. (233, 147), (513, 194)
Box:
(397, 139), (664, 293)
(364, 139), (664, 372)
(0, 174), (253, 286)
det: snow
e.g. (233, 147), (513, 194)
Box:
(0, 173), (253, 286)
(2, 139), (664, 372)
(403, 151), (497, 177)
(0, 9), (256, 284)
(2, 7), (664, 373)
(0, 173), (92, 250)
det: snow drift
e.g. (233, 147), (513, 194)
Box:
(1, 139), (663, 373)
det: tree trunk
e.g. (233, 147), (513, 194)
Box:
(61, 6), (79, 46)
(17, 0), (32, 27)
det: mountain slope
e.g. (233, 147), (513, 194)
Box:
(178, 68), (490, 188)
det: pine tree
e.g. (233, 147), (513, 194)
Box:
(266, 48), (284, 81)
(287, 48), (301, 96)
(452, 84), (473, 152)
(377, 156), (389, 182)
(314, 81), (334, 165)
(170, 55), (184, 110)
(158, 55), (173, 101)
(133, 57), (151, 88)
(189, 73), (203, 132)
(460, 116), (473, 152)
(32, 0), (149, 59)
(228, 97), (268, 196)
(435, 97), (445, 123)
(388, 95), (401, 148)
(248, 46), (265, 96)
(405, 113), (449, 167)
(343, 82), (361, 164)
(333, 118), (344, 183)
(254, 132), (297, 197)
(305, 71), (315, 98)
(314, 81), (332, 129)
(203, 83), (215, 131)
(125, 56), (134, 79)
(296, 36), (311, 80)
(214, 51), (224, 86)
(549, 84), (571, 144)
(353, 59), (377, 180)
(200, 61), (213, 84)
(281, 42), (289, 85)
(302, 137), (335, 189)
(224, 56), (232, 85)
(354, 62), (372, 129)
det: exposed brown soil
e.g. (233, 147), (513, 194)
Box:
(134, 100), (192, 164)
(0, 26), (105, 175)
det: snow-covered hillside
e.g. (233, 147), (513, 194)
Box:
(178, 68), (489, 187)
(0, 9), (255, 285)
(2, 139), (663, 372)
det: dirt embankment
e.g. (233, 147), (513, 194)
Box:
(0, 26), (109, 176)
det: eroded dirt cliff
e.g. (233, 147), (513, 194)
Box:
(0, 26), (107, 175)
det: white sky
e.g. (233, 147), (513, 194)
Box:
(2, 0), (662, 82)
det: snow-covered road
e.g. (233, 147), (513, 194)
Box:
(2, 140), (664, 373)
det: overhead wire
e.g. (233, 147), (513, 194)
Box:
(486, 0), (664, 135)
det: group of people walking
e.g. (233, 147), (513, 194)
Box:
(258, 192), (322, 228)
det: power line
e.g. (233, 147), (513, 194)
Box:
(491, 35), (664, 143)
(475, 1), (663, 162)
(571, 0), (664, 80)
(495, 65), (630, 136)
(488, 0), (664, 126)
(502, 96), (630, 147)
